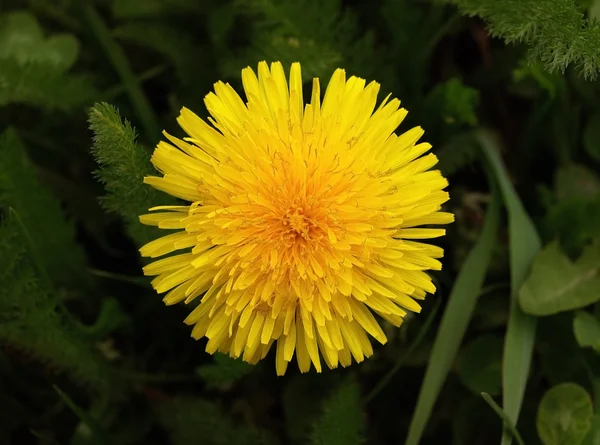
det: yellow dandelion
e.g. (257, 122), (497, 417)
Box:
(139, 61), (453, 375)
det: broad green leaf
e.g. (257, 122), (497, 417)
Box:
(457, 335), (504, 396)
(196, 353), (254, 389)
(581, 415), (600, 445)
(310, 379), (364, 445)
(405, 183), (500, 445)
(583, 113), (600, 164)
(0, 11), (79, 71)
(537, 383), (593, 445)
(520, 241), (600, 316)
(574, 311), (600, 353)
(555, 165), (600, 202)
(478, 130), (541, 445)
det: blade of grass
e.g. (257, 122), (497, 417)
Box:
(79, 5), (160, 143)
(365, 296), (441, 403)
(477, 130), (541, 445)
(54, 386), (110, 445)
(405, 182), (500, 445)
(481, 393), (526, 445)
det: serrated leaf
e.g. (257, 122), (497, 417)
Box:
(574, 311), (600, 353)
(457, 335), (503, 396)
(520, 241), (600, 316)
(310, 379), (364, 445)
(537, 383), (593, 445)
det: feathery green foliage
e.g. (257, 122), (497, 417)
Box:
(226, 0), (375, 80)
(89, 102), (170, 247)
(0, 211), (112, 391)
(310, 379), (365, 445)
(0, 130), (87, 287)
(451, 0), (600, 79)
(156, 397), (275, 445)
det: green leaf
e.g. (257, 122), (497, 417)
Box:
(537, 383), (593, 445)
(0, 211), (113, 391)
(583, 113), (600, 164)
(457, 335), (504, 396)
(481, 393), (526, 445)
(555, 165), (600, 202)
(196, 353), (254, 389)
(0, 130), (88, 287)
(310, 378), (364, 445)
(450, 0), (600, 79)
(0, 11), (79, 71)
(581, 415), (600, 445)
(574, 311), (600, 353)
(478, 130), (541, 445)
(425, 78), (480, 126)
(89, 102), (171, 247)
(155, 396), (273, 445)
(405, 181), (500, 445)
(520, 241), (600, 316)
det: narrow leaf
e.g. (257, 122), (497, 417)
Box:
(481, 393), (526, 445)
(478, 130), (541, 445)
(405, 183), (500, 445)
(54, 386), (110, 445)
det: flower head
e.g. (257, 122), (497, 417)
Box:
(140, 61), (453, 375)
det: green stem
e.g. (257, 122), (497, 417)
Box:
(481, 393), (526, 445)
(80, 5), (161, 143)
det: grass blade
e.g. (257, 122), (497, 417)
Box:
(405, 182), (500, 445)
(54, 386), (110, 445)
(477, 130), (542, 445)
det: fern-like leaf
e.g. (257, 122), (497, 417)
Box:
(452, 0), (600, 79)
(0, 130), (87, 287)
(156, 397), (275, 445)
(0, 212), (113, 391)
(89, 102), (172, 247)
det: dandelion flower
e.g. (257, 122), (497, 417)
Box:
(139, 61), (453, 375)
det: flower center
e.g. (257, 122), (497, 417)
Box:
(283, 206), (311, 239)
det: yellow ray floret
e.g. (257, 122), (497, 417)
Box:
(139, 61), (454, 375)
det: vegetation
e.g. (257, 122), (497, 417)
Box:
(1, 0), (600, 444)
